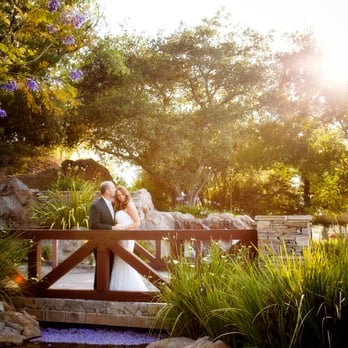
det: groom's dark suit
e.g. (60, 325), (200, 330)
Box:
(89, 197), (115, 289)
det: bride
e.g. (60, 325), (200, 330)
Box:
(109, 186), (149, 291)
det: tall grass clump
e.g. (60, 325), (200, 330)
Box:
(156, 243), (255, 344)
(0, 230), (31, 302)
(31, 180), (95, 229)
(156, 239), (348, 347)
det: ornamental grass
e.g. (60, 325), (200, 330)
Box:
(30, 180), (95, 229)
(156, 239), (348, 347)
(0, 230), (31, 302)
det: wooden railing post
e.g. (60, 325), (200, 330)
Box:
(95, 243), (110, 291)
(52, 240), (58, 268)
(28, 239), (42, 280)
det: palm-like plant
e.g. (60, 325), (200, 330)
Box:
(31, 180), (96, 229)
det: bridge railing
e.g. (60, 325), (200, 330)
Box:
(12, 228), (257, 302)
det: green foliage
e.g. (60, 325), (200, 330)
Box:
(49, 172), (97, 191)
(76, 17), (348, 219)
(207, 163), (302, 216)
(31, 180), (95, 229)
(157, 240), (348, 347)
(76, 16), (270, 207)
(41, 244), (52, 261)
(0, 0), (98, 152)
(1, 6), (348, 219)
(0, 231), (31, 302)
(173, 205), (210, 218)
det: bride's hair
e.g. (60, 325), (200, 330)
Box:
(115, 185), (131, 210)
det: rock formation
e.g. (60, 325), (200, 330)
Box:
(0, 301), (41, 345)
(146, 336), (230, 348)
(61, 158), (113, 182)
(0, 178), (255, 232)
(0, 178), (39, 230)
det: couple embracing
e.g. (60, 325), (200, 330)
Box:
(88, 181), (148, 291)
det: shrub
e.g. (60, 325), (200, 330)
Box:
(156, 240), (348, 347)
(49, 173), (93, 191)
(31, 180), (96, 229)
(41, 244), (52, 261)
(174, 204), (210, 218)
(0, 230), (31, 302)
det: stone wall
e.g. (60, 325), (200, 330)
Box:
(255, 215), (312, 256)
(11, 297), (165, 329)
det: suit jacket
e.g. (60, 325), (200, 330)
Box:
(88, 197), (115, 288)
(89, 197), (114, 230)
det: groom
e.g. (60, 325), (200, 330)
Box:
(89, 181), (118, 289)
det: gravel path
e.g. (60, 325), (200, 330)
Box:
(25, 323), (166, 347)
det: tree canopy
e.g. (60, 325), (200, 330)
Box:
(75, 17), (272, 205)
(0, 0), (97, 149)
(1, 6), (347, 221)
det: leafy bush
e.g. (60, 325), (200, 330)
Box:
(49, 173), (94, 191)
(173, 204), (210, 218)
(0, 230), (31, 302)
(41, 244), (52, 261)
(156, 240), (348, 347)
(31, 180), (96, 229)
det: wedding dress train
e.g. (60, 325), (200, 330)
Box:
(109, 210), (149, 291)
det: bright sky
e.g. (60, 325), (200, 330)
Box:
(97, 0), (348, 82)
(97, 0), (344, 37)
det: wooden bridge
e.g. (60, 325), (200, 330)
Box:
(12, 228), (258, 303)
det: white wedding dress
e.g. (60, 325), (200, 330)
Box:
(109, 210), (149, 291)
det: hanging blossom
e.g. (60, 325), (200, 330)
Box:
(62, 35), (75, 45)
(47, 24), (58, 34)
(0, 108), (7, 118)
(47, 0), (61, 12)
(61, 10), (85, 29)
(0, 80), (18, 91)
(69, 69), (83, 81)
(26, 78), (40, 92)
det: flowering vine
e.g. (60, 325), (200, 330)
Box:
(0, 0), (87, 116)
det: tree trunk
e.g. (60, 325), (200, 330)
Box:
(302, 176), (311, 209)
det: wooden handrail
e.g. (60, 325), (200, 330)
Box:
(11, 228), (257, 302)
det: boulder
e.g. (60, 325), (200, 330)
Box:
(61, 158), (113, 182)
(143, 210), (176, 230)
(131, 188), (155, 217)
(171, 212), (207, 229)
(0, 301), (41, 345)
(146, 337), (195, 348)
(146, 336), (230, 348)
(203, 213), (255, 230)
(0, 178), (39, 229)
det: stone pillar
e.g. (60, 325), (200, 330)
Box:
(255, 215), (312, 256)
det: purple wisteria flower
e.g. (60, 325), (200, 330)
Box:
(0, 80), (18, 91)
(26, 78), (40, 92)
(69, 69), (83, 81)
(47, 0), (60, 12)
(47, 24), (58, 34)
(62, 35), (75, 45)
(71, 13), (85, 29)
(0, 108), (7, 118)
(61, 10), (85, 29)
